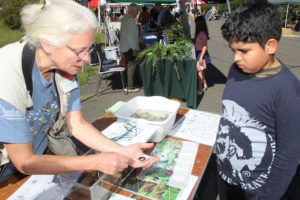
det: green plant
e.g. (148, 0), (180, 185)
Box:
(165, 23), (187, 43)
(136, 25), (192, 80)
(0, 0), (38, 30)
(94, 31), (106, 44)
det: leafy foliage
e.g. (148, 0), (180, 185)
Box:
(136, 24), (193, 80)
(0, 0), (38, 29)
(165, 23), (187, 43)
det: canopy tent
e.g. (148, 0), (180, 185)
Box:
(268, 0), (300, 4)
(186, 0), (206, 5)
(107, 0), (190, 3)
(89, 1), (129, 7)
(268, 0), (300, 28)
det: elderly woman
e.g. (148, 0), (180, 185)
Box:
(0, 0), (158, 182)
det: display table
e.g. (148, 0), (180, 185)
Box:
(140, 56), (198, 109)
(1, 108), (219, 200)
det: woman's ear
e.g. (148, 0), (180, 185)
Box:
(40, 39), (54, 54)
(265, 38), (278, 55)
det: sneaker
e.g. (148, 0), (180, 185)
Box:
(128, 88), (140, 93)
(197, 90), (203, 96)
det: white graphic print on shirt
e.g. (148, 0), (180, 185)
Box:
(216, 100), (275, 191)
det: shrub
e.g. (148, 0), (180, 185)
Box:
(0, 0), (38, 30)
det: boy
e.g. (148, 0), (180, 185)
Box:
(216, 0), (300, 199)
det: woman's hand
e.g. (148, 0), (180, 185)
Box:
(92, 152), (134, 175)
(120, 143), (160, 168)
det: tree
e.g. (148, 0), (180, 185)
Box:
(0, 0), (39, 29)
(218, 0), (247, 15)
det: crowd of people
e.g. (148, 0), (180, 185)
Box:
(1, 0), (300, 200)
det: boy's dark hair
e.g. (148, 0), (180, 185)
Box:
(221, 0), (282, 48)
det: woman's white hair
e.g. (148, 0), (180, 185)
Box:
(21, 0), (98, 47)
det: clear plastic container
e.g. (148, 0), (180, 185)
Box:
(114, 96), (180, 142)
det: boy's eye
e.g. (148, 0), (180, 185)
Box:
(239, 49), (248, 53)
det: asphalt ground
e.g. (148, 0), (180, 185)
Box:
(78, 20), (300, 200)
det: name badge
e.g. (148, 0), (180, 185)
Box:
(61, 77), (78, 93)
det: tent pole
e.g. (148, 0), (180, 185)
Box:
(285, 3), (290, 28)
(179, 0), (191, 39)
(226, 0), (231, 14)
(98, 0), (101, 26)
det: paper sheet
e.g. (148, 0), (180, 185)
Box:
(169, 110), (221, 146)
(8, 175), (64, 200)
(110, 193), (135, 200)
(102, 118), (159, 146)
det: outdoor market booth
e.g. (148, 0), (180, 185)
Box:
(0, 2), (222, 200)
(97, 0), (199, 108)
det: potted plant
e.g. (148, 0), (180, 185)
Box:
(136, 24), (193, 80)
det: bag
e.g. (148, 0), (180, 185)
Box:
(47, 130), (77, 156)
(0, 144), (9, 176)
(90, 43), (103, 66)
(119, 53), (127, 68)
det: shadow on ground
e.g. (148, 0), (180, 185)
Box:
(196, 63), (227, 107)
(205, 63), (227, 87)
(101, 68), (143, 90)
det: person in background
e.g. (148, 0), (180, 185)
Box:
(120, 3), (141, 93)
(0, 0), (159, 183)
(149, 5), (159, 29)
(120, 7), (126, 20)
(154, 3), (166, 26)
(139, 6), (150, 26)
(194, 15), (210, 96)
(139, 6), (150, 34)
(154, 3), (175, 28)
(216, 0), (300, 199)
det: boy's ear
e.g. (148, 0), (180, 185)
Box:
(265, 38), (278, 55)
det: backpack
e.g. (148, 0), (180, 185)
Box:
(0, 43), (34, 177)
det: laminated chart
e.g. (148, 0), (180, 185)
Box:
(120, 138), (198, 200)
(101, 119), (158, 146)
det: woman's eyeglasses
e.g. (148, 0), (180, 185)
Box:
(64, 44), (94, 62)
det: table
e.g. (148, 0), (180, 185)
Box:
(140, 57), (198, 109)
(0, 108), (216, 200)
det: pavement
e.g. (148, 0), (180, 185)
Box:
(78, 20), (300, 200)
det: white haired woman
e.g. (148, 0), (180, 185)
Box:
(0, 0), (158, 182)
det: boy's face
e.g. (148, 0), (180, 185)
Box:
(229, 41), (277, 74)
